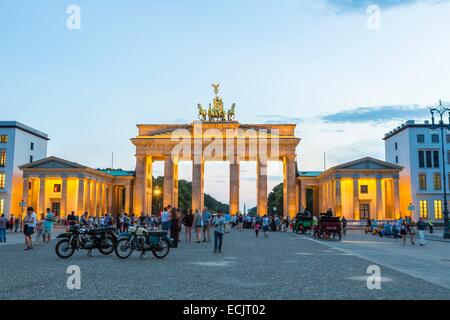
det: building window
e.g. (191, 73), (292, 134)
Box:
(30, 142), (34, 150)
(0, 152), (5, 167)
(433, 151), (440, 168)
(53, 184), (61, 193)
(0, 199), (3, 215)
(0, 173), (5, 189)
(420, 200), (428, 219)
(417, 134), (425, 143)
(395, 156), (399, 164)
(419, 151), (425, 168)
(0, 135), (7, 143)
(434, 200), (443, 219)
(426, 151), (432, 168)
(434, 173), (442, 190)
(29, 156), (33, 163)
(419, 174), (427, 190)
(360, 185), (368, 194)
(447, 134), (450, 143)
(432, 134), (439, 143)
(448, 151), (450, 165)
(395, 142), (398, 150)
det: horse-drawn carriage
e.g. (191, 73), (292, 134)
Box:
(313, 215), (342, 240)
(293, 214), (314, 234)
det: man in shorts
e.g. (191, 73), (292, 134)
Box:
(43, 208), (55, 244)
(25, 207), (37, 250)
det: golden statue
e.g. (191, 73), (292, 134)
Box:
(197, 83), (236, 122)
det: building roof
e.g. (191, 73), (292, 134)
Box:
(98, 169), (135, 177)
(298, 171), (323, 177)
(383, 120), (433, 140)
(0, 121), (49, 140)
(327, 156), (403, 171)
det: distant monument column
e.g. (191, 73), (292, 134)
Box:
(257, 158), (268, 215)
(134, 155), (152, 215)
(192, 160), (204, 212)
(163, 156), (178, 208)
(283, 154), (297, 218)
(229, 156), (240, 215)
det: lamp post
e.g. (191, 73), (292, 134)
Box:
(430, 100), (450, 239)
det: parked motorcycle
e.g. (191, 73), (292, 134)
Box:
(114, 225), (172, 259)
(55, 225), (117, 258)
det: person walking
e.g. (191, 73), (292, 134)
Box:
(193, 209), (203, 243)
(35, 214), (44, 243)
(238, 214), (243, 231)
(202, 207), (212, 242)
(43, 208), (55, 244)
(400, 220), (408, 245)
(9, 215), (14, 231)
(262, 215), (270, 238)
(161, 207), (170, 232)
(213, 210), (225, 253)
(182, 209), (194, 242)
(417, 218), (426, 246)
(224, 212), (231, 233)
(254, 218), (261, 238)
(24, 207), (37, 250)
(341, 216), (347, 236)
(428, 218), (434, 234)
(170, 208), (180, 248)
(0, 214), (8, 243)
(14, 215), (20, 232)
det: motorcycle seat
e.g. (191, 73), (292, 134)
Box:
(148, 230), (167, 237)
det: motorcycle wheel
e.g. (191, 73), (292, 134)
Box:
(152, 239), (170, 259)
(55, 239), (75, 259)
(114, 238), (133, 259)
(98, 235), (115, 255)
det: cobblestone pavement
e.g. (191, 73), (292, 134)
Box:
(1, 229), (450, 300)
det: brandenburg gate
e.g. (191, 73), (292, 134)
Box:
(131, 84), (300, 217)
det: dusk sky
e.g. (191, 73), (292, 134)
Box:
(2, 0), (450, 209)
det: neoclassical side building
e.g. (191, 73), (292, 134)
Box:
(298, 157), (403, 220)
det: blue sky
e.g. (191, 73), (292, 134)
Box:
(1, 0), (450, 209)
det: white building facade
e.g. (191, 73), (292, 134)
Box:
(0, 121), (48, 218)
(385, 120), (447, 222)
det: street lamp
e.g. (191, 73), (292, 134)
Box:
(430, 100), (450, 239)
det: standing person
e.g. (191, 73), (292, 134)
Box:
(408, 221), (416, 245)
(14, 215), (20, 232)
(193, 209), (203, 243)
(238, 214), (243, 231)
(67, 211), (78, 226)
(202, 207), (212, 242)
(0, 214), (8, 243)
(43, 208), (55, 244)
(9, 215), (14, 231)
(80, 212), (89, 226)
(161, 207), (170, 232)
(341, 216), (347, 236)
(24, 207), (37, 250)
(213, 210), (225, 254)
(417, 218), (426, 246)
(254, 217), (261, 238)
(428, 218), (434, 234)
(400, 220), (408, 245)
(35, 214), (44, 243)
(170, 208), (180, 248)
(182, 209), (194, 242)
(116, 214), (122, 232)
(224, 212), (231, 233)
(262, 215), (270, 238)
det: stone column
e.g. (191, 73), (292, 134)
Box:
(353, 176), (360, 220)
(163, 156), (178, 208)
(335, 177), (342, 217)
(376, 175), (383, 220)
(60, 176), (68, 217)
(84, 178), (91, 214)
(282, 155), (297, 218)
(77, 178), (85, 216)
(38, 177), (46, 215)
(257, 158), (268, 215)
(22, 176), (29, 206)
(134, 155), (151, 215)
(393, 175), (400, 219)
(300, 184), (307, 211)
(98, 182), (104, 216)
(107, 184), (113, 214)
(125, 184), (131, 214)
(229, 158), (240, 215)
(91, 180), (98, 216)
(192, 160), (204, 212)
